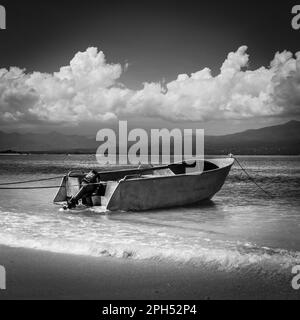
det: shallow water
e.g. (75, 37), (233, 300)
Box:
(0, 155), (300, 277)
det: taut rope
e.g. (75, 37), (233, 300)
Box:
(233, 156), (273, 198)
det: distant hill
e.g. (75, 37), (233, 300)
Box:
(0, 131), (96, 152)
(205, 120), (300, 155)
(0, 120), (299, 155)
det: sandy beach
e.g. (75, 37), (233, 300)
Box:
(0, 245), (298, 300)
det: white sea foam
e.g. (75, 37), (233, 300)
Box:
(0, 211), (300, 276)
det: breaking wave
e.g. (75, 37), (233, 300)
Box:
(0, 208), (300, 276)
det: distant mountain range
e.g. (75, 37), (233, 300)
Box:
(205, 120), (300, 155)
(0, 131), (96, 153)
(0, 120), (299, 155)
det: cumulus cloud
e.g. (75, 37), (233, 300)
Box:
(0, 46), (299, 125)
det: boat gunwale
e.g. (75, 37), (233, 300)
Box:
(116, 158), (235, 183)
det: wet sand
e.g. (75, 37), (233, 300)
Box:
(0, 245), (299, 300)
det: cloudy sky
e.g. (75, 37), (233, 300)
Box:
(0, 0), (299, 135)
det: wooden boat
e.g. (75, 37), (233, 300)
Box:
(54, 158), (234, 211)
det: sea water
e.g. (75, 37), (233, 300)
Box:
(0, 155), (300, 277)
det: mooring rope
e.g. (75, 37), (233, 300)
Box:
(0, 181), (108, 190)
(0, 157), (274, 197)
(0, 175), (64, 186)
(0, 185), (63, 190)
(233, 156), (273, 198)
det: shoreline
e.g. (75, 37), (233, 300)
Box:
(0, 245), (299, 300)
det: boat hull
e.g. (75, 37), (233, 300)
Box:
(107, 158), (234, 211)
